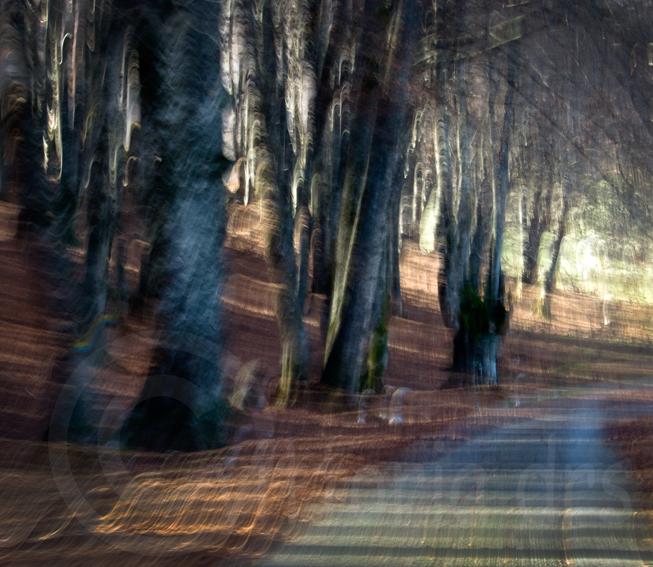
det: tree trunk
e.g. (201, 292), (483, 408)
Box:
(469, 164), (492, 294)
(544, 186), (570, 295)
(52, 2), (83, 247)
(309, 0), (351, 297)
(453, 329), (500, 386)
(321, 84), (381, 392)
(123, 0), (229, 451)
(322, 0), (421, 395)
(10, 0), (52, 238)
(388, 166), (403, 312)
(450, 27), (517, 388)
(433, 0), (458, 329)
(419, 154), (443, 254)
(248, 2), (312, 405)
(474, 41), (517, 387)
(362, 234), (391, 394)
(522, 174), (552, 285)
(261, 153), (310, 404)
(81, 135), (112, 343)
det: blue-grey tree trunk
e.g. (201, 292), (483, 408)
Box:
(123, 0), (230, 451)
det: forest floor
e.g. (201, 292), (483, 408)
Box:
(0, 202), (652, 565)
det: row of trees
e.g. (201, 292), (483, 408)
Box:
(1, 0), (651, 450)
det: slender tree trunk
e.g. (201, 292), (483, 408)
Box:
(419, 153), (443, 254)
(261, 153), (310, 404)
(450, 56), (475, 294)
(129, 4), (170, 312)
(469, 157), (492, 293)
(544, 187), (570, 295)
(389, 164), (403, 312)
(515, 182), (525, 298)
(52, 0), (84, 246)
(433, 0), (458, 329)
(442, 99), (474, 335)
(522, 174), (552, 285)
(522, 185), (543, 285)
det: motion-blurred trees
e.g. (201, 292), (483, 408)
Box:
(2, 0), (653, 449)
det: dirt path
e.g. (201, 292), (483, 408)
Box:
(257, 388), (653, 566)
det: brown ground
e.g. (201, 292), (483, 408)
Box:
(0, 201), (652, 565)
(605, 417), (653, 532)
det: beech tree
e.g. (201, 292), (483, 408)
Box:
(123, 0), (231, 450)
(320, 0), (422, 395)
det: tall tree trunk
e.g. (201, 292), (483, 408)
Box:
(309, 0), (351, 297)
(47, 1), (124, 443)
(51, 0), (85, 247)
(450, 54), (475, 297)
(81, 130), (113, 343)
(130, 4), (171, 311)
(321, 76), (380, 392)
(388, 162), (404, 312)
(260, 152), (310, 404)
(453, 39), (516, 386)
(419, 127), (443, 254)
(123, 0), (230, 451)
(258, 2), (311, 405)
(8, 0), (53, 238)
(322, 0), (421, 395)
(469, 146), (492, 294)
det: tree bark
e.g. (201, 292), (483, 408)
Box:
(322, 0), (421, 395)
(469, 149), (492, 294)
(522, 172), (552, 285)
(123, 0), (230, 451)
(261, 2), (311, 404)
(433, 0), (458, 329)
(452, 26), (516, 387)
(544, 184), (570, 295)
